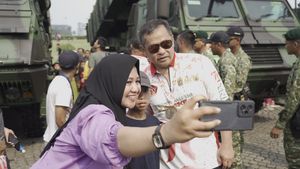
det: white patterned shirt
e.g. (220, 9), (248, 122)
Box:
(144, 53), (228, 169)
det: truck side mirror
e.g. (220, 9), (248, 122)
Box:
(157, 0), (169, 19)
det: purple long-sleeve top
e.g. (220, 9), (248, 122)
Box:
(31, 104), (131, 169)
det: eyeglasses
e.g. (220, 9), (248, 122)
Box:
(147, 40), (173, 54)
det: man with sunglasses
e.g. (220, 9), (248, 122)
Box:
(226, 26), (251, 101)
(226, 26), (252, 169)
(139, 19), (234, 169)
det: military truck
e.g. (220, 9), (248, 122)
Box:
(87, 0), (299, 110)
(0, 0), (51, 136)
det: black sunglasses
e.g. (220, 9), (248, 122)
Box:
(147, 40), (173, 54)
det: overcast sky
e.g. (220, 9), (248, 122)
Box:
(50, 0), (297, 32)
(50, 0), (96, 31)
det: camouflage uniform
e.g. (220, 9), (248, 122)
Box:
(218, 49), (238, 100)
(275, 57), (300, 169)
(203, 49), (218, 70)
(235, 47), (252, 93)
(218, 49), (242, 169)
(234, 47), (251, 145)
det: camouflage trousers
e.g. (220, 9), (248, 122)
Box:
(230, 131), (243, 169)
(284, 125), (300, 169)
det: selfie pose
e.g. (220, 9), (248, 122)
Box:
(31, 54), (221, 169)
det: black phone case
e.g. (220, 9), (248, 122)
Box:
(199, 100), (255, 131)
(8, 133), (18, 145)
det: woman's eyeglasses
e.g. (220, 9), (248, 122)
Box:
(147, 40), (173, 54)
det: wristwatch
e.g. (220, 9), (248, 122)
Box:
(152, 125), (170, 149)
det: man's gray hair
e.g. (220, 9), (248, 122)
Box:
(138, 19), (173, 46)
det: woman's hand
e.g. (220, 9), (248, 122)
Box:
(161, 96), (221, 145)
(4, 127), (16, 145)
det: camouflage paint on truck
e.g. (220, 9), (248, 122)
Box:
(0, 0), (51, 136)
(87, 0), (299, 109)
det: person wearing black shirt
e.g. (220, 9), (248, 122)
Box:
(125, 72), (160, 169)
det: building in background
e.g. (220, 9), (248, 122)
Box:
(51, 25), (72, 37)
(77, 22), (86, 36)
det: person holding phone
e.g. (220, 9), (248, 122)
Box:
(31, 53), (221, 169)
(0, 108), (17, 169)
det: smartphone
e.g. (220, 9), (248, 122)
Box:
(8, 133), (18, 145)
(198, 100), (255, 131)
(8, 133), (26, 153)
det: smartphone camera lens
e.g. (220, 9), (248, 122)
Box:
(247, 105), (253, 112)
(240, 105), (246, 111)
(240, 104), (249, 115)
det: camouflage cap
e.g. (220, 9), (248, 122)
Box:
(58, 51), (80, 69)
(207, 31), (229, 43)
(194, 30), (208, 40)
(227, 26), (244, 38)
(284, 27), (300, 41)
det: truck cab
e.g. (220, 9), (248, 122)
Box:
(0, 0), (51, 136)
(88, 0), (299, 110)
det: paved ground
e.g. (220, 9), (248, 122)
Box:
(6, 106), (288, 169)
(242, 106), (287, 169)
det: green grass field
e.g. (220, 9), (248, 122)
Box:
(51, 38), (91, 62)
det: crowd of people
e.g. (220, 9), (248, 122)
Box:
(30, 19), (300, 169)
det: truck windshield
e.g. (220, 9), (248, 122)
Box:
(185, 0), (239, 19)
(244, 1), (293, 22)
(0, 0), (24, 5)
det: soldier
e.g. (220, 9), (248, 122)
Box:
(194, 30), (218, 68)
(209, 31), (238, 100)
(227, 26), (252, 101)
(270, 27), (300, 169)
(208, 31), (242, 169)
(226, 26), (252, 169)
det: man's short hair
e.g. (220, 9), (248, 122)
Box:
(138, 19), (173, 46)
(178, 30), (196, 47)
(128, 38), (143, 51)
(77, 48), (85, 52)
(96, 36), (108, 50)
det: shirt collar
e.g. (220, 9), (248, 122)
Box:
(150, 53), (176, 75)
